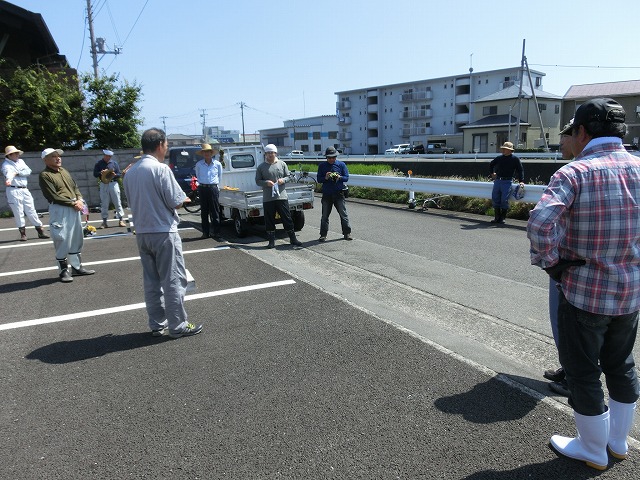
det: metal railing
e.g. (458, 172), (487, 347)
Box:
(347, 174), (546, 204)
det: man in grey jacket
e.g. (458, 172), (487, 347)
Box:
(255, 144), (302, 249)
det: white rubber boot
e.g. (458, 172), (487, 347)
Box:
(550, 410), (609, 471)
(608, 399), (636, 459)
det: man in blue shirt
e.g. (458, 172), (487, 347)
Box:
(317, 147), (352, 241)
(194, 143), (224, 241)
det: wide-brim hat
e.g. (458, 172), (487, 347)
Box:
(500, 142), (515, 151)
(41, 148), (64, 159)
(197, 143), (219, 155)
(324, 146), (339, 157)
(133, 150), (143, 159)
(103, 149), (114, 156)
(4, 145), (23, 157)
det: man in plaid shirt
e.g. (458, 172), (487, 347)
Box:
(527, 98), (639, 470)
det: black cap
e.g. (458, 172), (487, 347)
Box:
(573, 98), (626, 129)
(324, 146), (338, 157)
(559, 118), (574, 136)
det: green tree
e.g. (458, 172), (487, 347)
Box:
(0, 64), (89, 150)
(82, 73), (143, 149)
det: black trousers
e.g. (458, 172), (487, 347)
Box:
(198, 185), (220, 236)
(263, 199), (295, 232)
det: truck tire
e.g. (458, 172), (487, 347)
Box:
(292, 210), (305, 232)
(232, 209), (248, 238)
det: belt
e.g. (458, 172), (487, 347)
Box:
(199, 183), (218, 187)
(9, 185), (27, 188)
(496, 177), (513, 180)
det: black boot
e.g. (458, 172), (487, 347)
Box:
(58, 259), (73, 283)
(18, 227), (27, 241)
(490, 208), (501, 223)
(288, 230), (303, 247)
(266, 231), (276, 249)
(499, 208), (507, 224)
(36, 226), (49, 239)
(71, 254), (95, 276)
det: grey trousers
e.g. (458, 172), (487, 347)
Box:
(49, 203), (84, 270)
(136, 231), (188, 332)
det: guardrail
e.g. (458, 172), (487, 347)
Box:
(347, 174), (546, 204)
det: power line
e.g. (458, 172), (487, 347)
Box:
(530, 63), (640, 70)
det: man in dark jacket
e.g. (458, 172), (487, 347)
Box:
(489, 141), (524, 224)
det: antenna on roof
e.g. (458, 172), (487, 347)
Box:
(469, 53), (473, 74)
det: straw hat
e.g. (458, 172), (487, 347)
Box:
(4, 145), (23, 157)
(500, 142), (515, 151)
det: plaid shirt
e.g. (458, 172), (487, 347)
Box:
(527, 138), (640, 315)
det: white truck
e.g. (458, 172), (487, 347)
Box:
(168, 144), (315, 237)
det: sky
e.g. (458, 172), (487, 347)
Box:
(8, 0), (640, 137)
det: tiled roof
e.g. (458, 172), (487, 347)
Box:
(461, 114), (530, 129)
(475, 84), (562, 102)
(564, 80), (640, 99)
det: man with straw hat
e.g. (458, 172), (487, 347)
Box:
(489, 141), (524, 224)
(194, 142), (224, 240)
(2, 145), (49, 241)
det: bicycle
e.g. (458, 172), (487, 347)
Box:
(183, 176), (201, 213)
(289, 168), (317, 189)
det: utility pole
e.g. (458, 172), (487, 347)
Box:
(160, 116), (167, 133)
(86, 0), (99, 78)
(86, 0), (122, 78)
(200, 109), (207, 140)
(515, 39), (526, 147)
(240, 102), (246, 145)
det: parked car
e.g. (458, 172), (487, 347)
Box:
(168, 146), (203, 193)
(285, 150), (305, 158)
(406, 144), (425, 154)
(385, 144), (410, 155)
(426, 143), (455, 154)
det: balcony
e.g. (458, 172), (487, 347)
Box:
(367, 104), (378, 113)
(400, 129), (410, 138)
(400, 109), (433, 120)
(367, 120), (378, 130)
(367, 137), (378, 145)
(400, 90), (433, 102)
(455, 112), (470, 123)
(455, 94), (470, 104)
(338, 116), (352, 125)
(338, 132), (352, 141)
(336, 100), (351, 110)
(455, 77), (471, 86)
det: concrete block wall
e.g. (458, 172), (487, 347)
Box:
(1, 149), (141, 214)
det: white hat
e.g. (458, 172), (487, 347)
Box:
(264, 144), (278, 153)
(103, 149), (114, 156)
(41, 148), (64, 159)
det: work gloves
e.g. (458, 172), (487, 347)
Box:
(544, 258), (586, 282)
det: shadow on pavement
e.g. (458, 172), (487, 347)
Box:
(0, 277), (60, 293)
(25, 332), (169, 364)
(434, 376), (539, 423)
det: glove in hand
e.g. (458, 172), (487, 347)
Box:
(544, 258), (586, 282)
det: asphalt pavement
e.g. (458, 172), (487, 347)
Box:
(0, 205), (638, 480)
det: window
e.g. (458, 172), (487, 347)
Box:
(483, 106), (497, 116)
(555, 105), (560, 114)
(328, 131), (338, 139)
(538, 103), (547, 112)
(472, 134), (488, 153)
(313, 132), (321, 140)
(294, 132), (307, 141)
(230, 153), (255, 169)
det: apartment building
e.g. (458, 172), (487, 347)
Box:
(334, 67), (549, 155)
(260, 115), (340, 155)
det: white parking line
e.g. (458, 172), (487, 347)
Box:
(0, 246), (230, 277)
(0, 279), (296, 332)
(0, 226), (197, 249)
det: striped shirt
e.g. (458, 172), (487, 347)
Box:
(527, 137), (640, 315)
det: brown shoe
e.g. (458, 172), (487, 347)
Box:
(118, 220), (127, 227)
